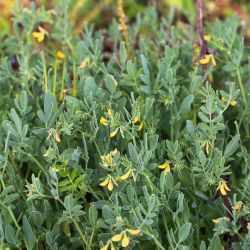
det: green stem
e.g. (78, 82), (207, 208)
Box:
(236, 67), (247, 105)
(88, 226), (96, 249)
(94, 140), (102, 157)
(144, 232), (166, 250)
(21, 151), (47, 175)
(71, 217), (88, 246)
(60, 59), (66, 100)
(42, 51), (48, 93)
(72, 47), (77, 97)
(53, 59), (58, 96)
(8, 206), (20, 229)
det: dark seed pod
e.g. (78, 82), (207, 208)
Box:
(10, 56), (19, 70)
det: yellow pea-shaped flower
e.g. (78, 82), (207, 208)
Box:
(110, 128), (119, 138)
(111, 232), (123, 242)
(99, 178), (109, 187)
(108, 180), (114, 191)
(120, 170), (131, 180)
(100, 116), (109, 126)
(127, 229), (140, 235)
(121, 234), (130, 247)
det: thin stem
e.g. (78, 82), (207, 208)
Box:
(236, 67), (247, 105)
(21, 151), (47, 175)
(60, 58), (66, 100)
(71, 217), (88, 246)
(72, 47), (77, 97)
(144, 231), (166, 250)
(8, 207), (20, 229)
(88, 226), (96, 249)
(94, 140), (102, 157)
(42, 51), (48, 93)
(53, 59), (58, 96)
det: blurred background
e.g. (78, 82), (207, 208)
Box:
(0, 0), (250, 37)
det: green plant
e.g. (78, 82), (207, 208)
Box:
(0, 2), (249, 250)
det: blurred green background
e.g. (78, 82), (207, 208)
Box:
(0, 0), (250, 37)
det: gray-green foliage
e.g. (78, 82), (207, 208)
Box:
(0, 2), (249, 250)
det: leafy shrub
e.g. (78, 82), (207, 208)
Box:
(0, 2), (249, 250)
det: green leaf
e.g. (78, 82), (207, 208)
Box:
(44, 92), (57, 123)
(224, 134), (240, 159)
(178, 223), (191, 243)
(198, 112), (209, 123)
(89, 205), (98, 227)
(200, 241), (207, 250)
(180, 95), (194, 114)
(208, 234), (221, 250)
(140, 54), (150, 84)
(84, 77), (97, 96)
(165, 172), (174, 191)
(23, 216), (36, 250)
(105, 74), (118, 94)
(102, 205), (114, 220)
(64, 195), (74, 212)
(120, 41), (127, 66)
(149, 134), (159, 151)
(128, 143), (138, 164)
(10, 109), (22, 136)
(199, 151), (206, 166)
(5, 225), (19, 246)
(186, 120), (195, 134)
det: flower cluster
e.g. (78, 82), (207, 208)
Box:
(101, 229), (140, 249)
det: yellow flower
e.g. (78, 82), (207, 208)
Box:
(100, 116), (109, 126)
(120, 170), (131, 180)
(79, 58), (91, 69)
(101, 149), (118, 169)
(99, 176), (116, 191)
(54, 132), (61, 143)
(230, 100), (237, 106)
(110, 128), (119, 138)
(234, 201), (243, 212)
(212, 217), (229, 224)
(212, 218), (220, 224)
(138, 122), (144, 131)
(204, 35), (212, 41)
(56, 50), (65, 59)
(122, 234), (130, 247)
(108, 108), (113, 117)
(217, 181), (231, 196)
(99, 178), (109, 187)
(43, 150), (49, 157)
(132, 114), (140, 124)
(221, 96), (237, 106)
(111, 148), (118, 156)
(108, 181), (114, 191)
(120, 127), (125, 138)
(158, 162), (171, 174)
(201, 140), (210, 155)
(100, 242), (110, 250)
(111, 233), (123, 242)
(107, 154), (113, 165)
(200, 54), (216, 66)
(109, 229), (140, 248)
(32, 26), (46, 43)
(127, 229), (140, 235)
